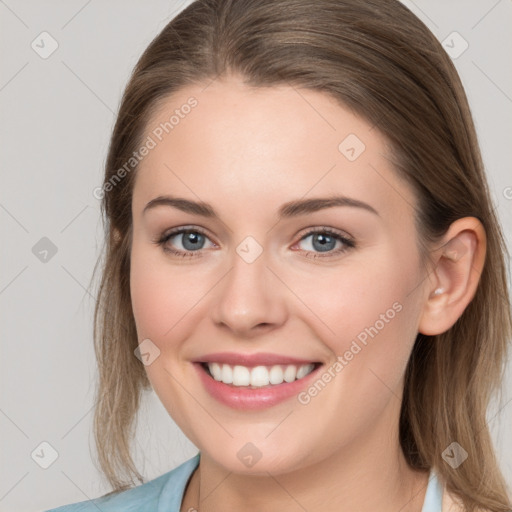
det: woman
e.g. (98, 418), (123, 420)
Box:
(46, 0), (512, 511)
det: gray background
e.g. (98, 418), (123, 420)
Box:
(1, 1), (511, 510)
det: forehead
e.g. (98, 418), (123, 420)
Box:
(132, 77), (416, 222)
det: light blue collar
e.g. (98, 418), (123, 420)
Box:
(421, 468), (444, 512)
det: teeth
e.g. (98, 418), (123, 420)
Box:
(206, 362), (316, 388)
(221, 363), (233, 384)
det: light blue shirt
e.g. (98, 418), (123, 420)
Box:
(44, 452), (444, 511)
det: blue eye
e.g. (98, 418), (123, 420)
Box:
(295, 228), (355, 259)
(154, 226), (355, 259)
(156, 227), (214, 258)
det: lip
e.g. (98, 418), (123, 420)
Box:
(192, 352), (320, 367)
(193, 361), (323, 410)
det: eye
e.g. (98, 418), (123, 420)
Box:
(293, 227), (355, 259)
(154, 226), (216, 258)
(154, 225), (355, 259)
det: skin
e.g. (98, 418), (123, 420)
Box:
(129, 74), (486, 512)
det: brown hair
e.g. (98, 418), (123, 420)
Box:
(90, 1), (512, 510)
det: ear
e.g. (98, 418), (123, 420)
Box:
(418, 217), (486, 336)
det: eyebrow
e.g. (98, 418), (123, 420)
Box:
(143, 194), (379, 218)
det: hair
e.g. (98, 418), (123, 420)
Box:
(88, 0), (512, 510)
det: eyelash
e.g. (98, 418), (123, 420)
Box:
(154, 225), (356, 260)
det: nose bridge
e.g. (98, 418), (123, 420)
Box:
(211, 237), (286, 335)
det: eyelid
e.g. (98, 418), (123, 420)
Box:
(296, 225), (353, 240)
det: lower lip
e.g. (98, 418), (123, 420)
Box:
(193, 362), (323, 410)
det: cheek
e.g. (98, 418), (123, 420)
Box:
(129, 243), (203, 421)
(294, 247), (421, 390)
(130, 258), (171, 340)
(130, 243), (206, 340)
(294, 254), (413, 343)
(290, 268), (421, 442)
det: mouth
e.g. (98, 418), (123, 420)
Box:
(199, 361), (323, 389)
(193, 355), (326, 410)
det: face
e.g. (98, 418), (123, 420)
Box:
(130, 75), (429, 475)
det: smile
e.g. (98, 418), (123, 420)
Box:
(193, 357), (324, 410)
(202, 362), (318, 388)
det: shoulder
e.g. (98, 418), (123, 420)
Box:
(42, 471), (170, 512)
(43, 453), (201, 512)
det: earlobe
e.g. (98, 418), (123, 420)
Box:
(418, 217), (486, 336)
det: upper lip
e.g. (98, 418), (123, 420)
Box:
(192, 352), (320, 367)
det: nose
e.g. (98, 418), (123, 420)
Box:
(210, 248), (288, 338)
